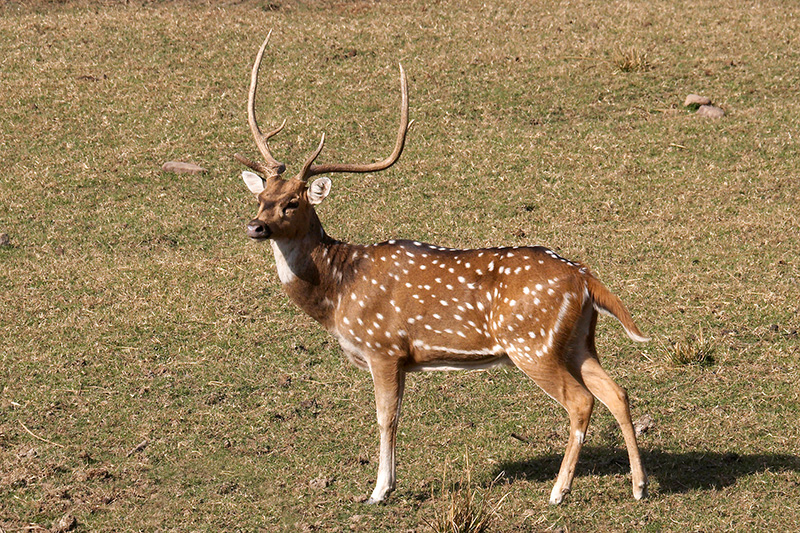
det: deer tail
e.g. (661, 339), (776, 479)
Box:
(585, 274), (650, 343)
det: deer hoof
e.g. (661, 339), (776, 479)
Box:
(549, 487), (570, 505)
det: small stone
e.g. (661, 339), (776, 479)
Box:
(696, 104), (725, 118)
(633, 414), (655, 437)
(218, 481), (238, 494)
(309, 476), (333, 490)
(126, 439), (149, 457)
(0, 233), (10, 247)
(205, 391), (226, 405)
(161, 161), (207, 174)
(52, 513), (76, 532)
(17, 447), (37, 459)
(684, 94), (711, 107)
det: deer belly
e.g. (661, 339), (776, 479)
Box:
(332, 315), (510, 372)
(404, 354), (513, 372)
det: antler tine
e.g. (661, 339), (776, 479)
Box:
(298, 133), (326, 182)
(237, 30), (286, 178)
(296, 63), (410, 182)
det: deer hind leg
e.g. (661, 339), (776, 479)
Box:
(366, 357), (406, 504)
(507, 346), (595, 505)
(573, 350), (648, 500)
(541, 368), (595, 505)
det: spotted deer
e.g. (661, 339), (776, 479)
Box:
(236, 32), (650, 505)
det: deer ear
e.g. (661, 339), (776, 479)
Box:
(308, 177), (332, 205)
(242, 171), (266, 195)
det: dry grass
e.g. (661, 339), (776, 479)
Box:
(1, 0), (799, 531)
(662, 329), (716, 367)
(424, 454), (508, 533)
(610, 45), (651, 72)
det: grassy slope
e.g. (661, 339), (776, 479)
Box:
(1, 0), (798, 531)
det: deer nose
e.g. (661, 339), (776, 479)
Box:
(246, 219), (271, 240)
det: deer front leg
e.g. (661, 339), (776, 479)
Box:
(366, 357), (406, 504)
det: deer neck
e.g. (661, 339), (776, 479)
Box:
(268, 213), (354, 330)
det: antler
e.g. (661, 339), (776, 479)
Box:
(296, 64), (410, 182)
(234, 30), (287, 179)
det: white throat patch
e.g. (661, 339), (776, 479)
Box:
(270, 239), (300, 284)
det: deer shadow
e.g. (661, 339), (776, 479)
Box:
(492, 446), (800, 494)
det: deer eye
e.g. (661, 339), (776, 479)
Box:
(283, 200), (300, 214)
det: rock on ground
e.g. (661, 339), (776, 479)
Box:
(684, 94), (712, 106)
(161, 161), (207, 174)
(696, 104), (725, 118)
(52, 513), (76, 532)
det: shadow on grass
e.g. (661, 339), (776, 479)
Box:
(493, 447), (800, 494)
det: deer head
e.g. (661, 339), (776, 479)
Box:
(235, 31), (409, 243)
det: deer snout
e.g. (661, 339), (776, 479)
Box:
(246, 219), (271, 240)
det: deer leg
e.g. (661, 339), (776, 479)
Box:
(545, 377), (594, 505)
(366, 357), (406, 504)
(576, 354), (648, 500)
(549, 385), (594, 505)
(515, 356), (595, 505)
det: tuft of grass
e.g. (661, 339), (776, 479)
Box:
(663, 329), (716, 367)
(425, 453), (509, 533)
(610, 45), (651, 72)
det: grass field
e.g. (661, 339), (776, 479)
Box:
(1, 0), (799, 531)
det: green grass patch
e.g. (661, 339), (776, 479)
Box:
(1, 0), (799, 531)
